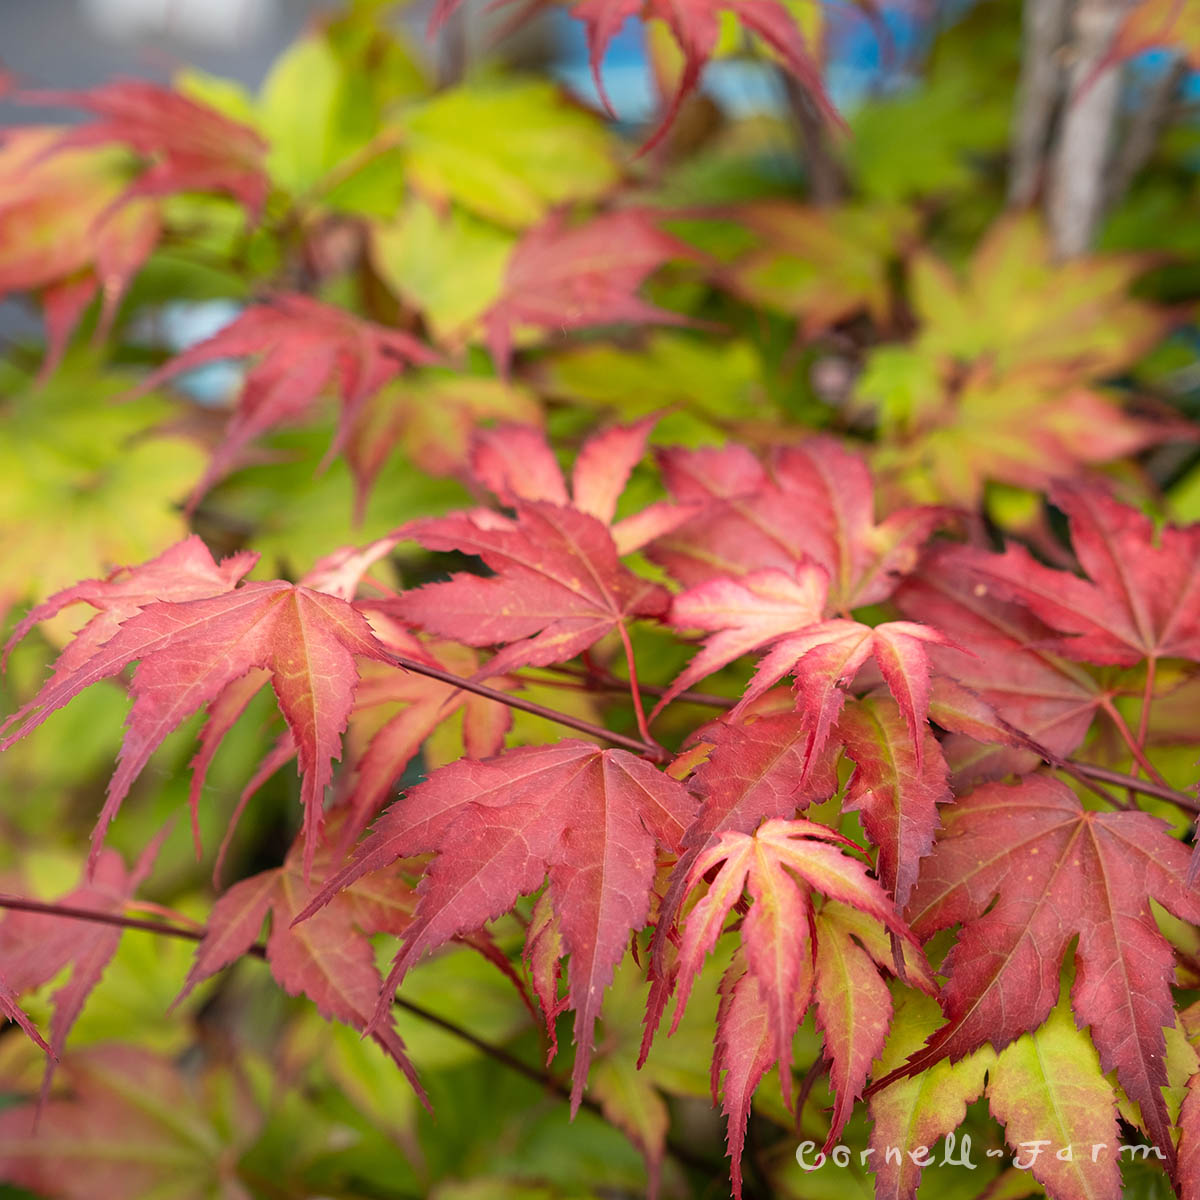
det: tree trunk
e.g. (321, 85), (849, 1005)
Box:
(1046, 0), (1128, 257)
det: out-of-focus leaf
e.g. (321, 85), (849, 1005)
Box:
(399, 81), (618, 230)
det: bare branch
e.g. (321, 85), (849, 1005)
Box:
(1046, 0), (1128, 257)
(1009, 0), (1072, 206)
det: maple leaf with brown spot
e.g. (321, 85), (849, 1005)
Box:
(648, 437), (943, 610)
(294, 740), (696, 1111)
(24, 80), (269, 217)
(481, 210), (698, 373)
(134, 295), (438, 508)
(1, 542), (397, 876)
(875, 774), (1200, 1170)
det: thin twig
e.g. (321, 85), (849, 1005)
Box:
(1065, 760), (1200, 813)
(386, 652), (670, 764)
(541, 663), (736, 710)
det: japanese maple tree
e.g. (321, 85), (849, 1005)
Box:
(0, 1), (1199, 1199)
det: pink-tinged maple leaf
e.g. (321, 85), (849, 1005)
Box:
(661, 817), (931, 1198)
(577, 0), (838, 153)
(176, 824), (424, 1099)
(0, 129), (161, 376)
(0, 976), (48, 1055)
(837, 694), (950, 909)
(957, 481), (1200, 668)
(643, 711), (841, 1061)
(0, 1045), (263, 1199)
(1, 545), (396, 877)
(3, 534), (257, 677)
(133, 295), (438, 508)
(24, 80), (269, 217)
(387, 494), (670, 679)
(660, 560), (949, 768)
(293, 740), (696, 1111)
(467, 418), (694, 555)
(481, 210), (697, 374)
(879, 774), (1200, 1170)
(648, 437), (944, 610)
(653, 564), (828, 714)
(710, 967), (788, 1200)
(0, 838), (162, 1102)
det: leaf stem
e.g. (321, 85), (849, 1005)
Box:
(1100, 695), (1172, 789)
(386, 651), (670, 764)
(616, 620), (659, 749)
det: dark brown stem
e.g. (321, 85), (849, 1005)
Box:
(386, 652), (670, 764)
(0, 895), (718, 1181)
(781, 73), (846, 205)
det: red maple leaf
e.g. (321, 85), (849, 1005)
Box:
(386, 431), (671, 678)
(837, 694), (950, 909)
(464, 418), (694, 553)
(656, 817), (932, 1198)
(658, 560), (950, 769)
(294, 740), (696, 1110)
(648, 437), (943, 610)
(133, 295), (438, 508)
(177, 822), (424, 1098)
(481, 210), (697, 374)
(894, 543), (1108, 783)
(24, 80), (269, 217)
(0, 838), (162, 1101)
(1, 542), (397, 876)
(956, 481), (1200, 668)
(428, 0), (837, 154)
(878, 774), (1200, 1169)
(647, 709), (840, 972)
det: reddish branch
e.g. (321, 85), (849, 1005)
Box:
(0, 893), (717, 1180)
